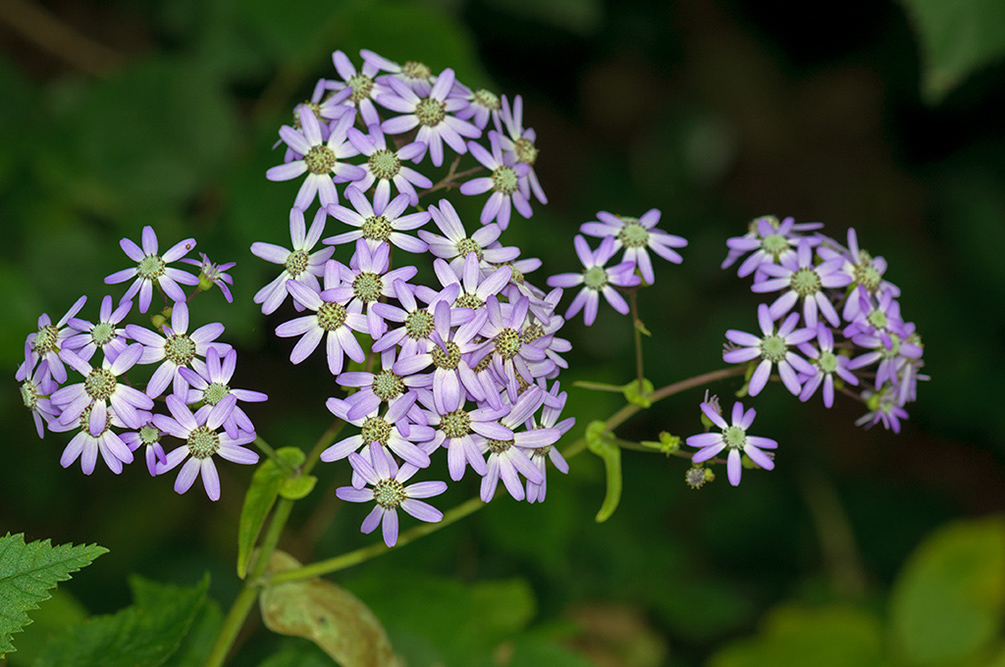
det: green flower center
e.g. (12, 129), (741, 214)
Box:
(187, 425), (220, 459)
(402, 61), (431, 81)
(748, 215), (779, 235)
(494, 328), (520, 359)
(881, 333), (902, 359)
(405, 310), (434, 340)
(285, 249), (310, 277)
(139, 424), (161, 445)
(473, 89), (500, 110)
(817, 350), (839, 374)
(854, 262), (881, 292)
(454, 292), (485, 310)
(441, 408), (471, 439)
(486, 438), (513, 454)
(352, 272), (383, 302)
(521, 322), (545, 344)
(91, 322), (117, 347)
(361, 416), (392, 445)
(760, 234), (789, 258)
(431, 340), (461, 371)
(368, 149), (401, 180)
(492, 166), (519, 195)
(617, 219), (649, 249)
(304, 145), (337, 175)
(317, 302), (348, 331)
(759, 334), (788, 362)
(138, 255), (166, 280)
(347, 73), (374, 103)
(164, 333), (197, 366)
(866, 309), (888, 331)
(361, 215), (393, 242)
(415, 97), (446, 127)
(455, 238), (483, 260)
(514, 137), (538, 166)
(583, 266), (608, 290)
(372, 369), (405, 401)
(723, 425), (747, 449)
(293, 101), (322, 128)
(203, 382), (230, 405)
(33, 324), (59, 354)
(78, 405), (107, 435)
(474, 353), (493, 373)
(790, 267), (822, 296)
(85, 367), (117, 400)
(20, 380), (37, 409)
(373, 478), (406, 509)
(685, 466), (707, 489)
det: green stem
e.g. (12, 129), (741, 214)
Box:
(629, 290), (644, 394)
(253, 436), (293, 475)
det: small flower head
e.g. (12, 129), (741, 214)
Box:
(546, 235), (640, 326)
(686, 401), (777, 486)
(104, 227), (198, 313)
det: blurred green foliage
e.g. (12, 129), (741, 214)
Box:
(2, 0), (1005, 664)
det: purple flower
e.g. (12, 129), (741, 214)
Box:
(181, 253), (237, 303)
(686, 401), (778, 486)
(51, 344), (153, 436)
(154, 395), (258, 501)
(266, 111), (365, 210)
(579, 208), (687, 285)
(19, 360), (59, 438)
(251, 207), (334, 315)
(418, 200), (520, 272)
(453, 83), (501, 130)
(361, 50), (435, 95)
(64, 295), (132, 362)
(341, 239), (418, 340)
(328, 50), (384, 126)
(320, 395), (434, 471)
(523, 382), (574, 503)
(369, 279), (467, 359)
(460, 132), (532, 230)
(477, 388), (555, 502)
(337, 348), (430, 422)
(377, 68), (481, 167)
(494, 95), (547, 204)
(855, 388), (909, 433)
(345, 124), (432, 206)
(546, 235), (640, 326)
(419, 390), (513, 481)
(17, 295), (87, 384)
(179, 347), (268, 438)
(751, 238), (851, 328)
(470, 295), (548, 398)
(724, 215), (820, 280)
(336, 444), (447, 548)
(430, 252), (512, 313)
(49, 405), (134, 475)
(104, 227), (198, 313)
(723, 304), (815, 396)
(275, 261), (368, 375)
(797, 325), (859, 408)
(817, 228), (900, 323)
(325, 187), (430, 253)
(125, 301), (230, 399)
(119, 416), (166, 476)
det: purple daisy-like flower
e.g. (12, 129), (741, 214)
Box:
(154, 395), (258, 501)
(336, 444), (447, 548)
(723, 304), (815, 396)
(460, 132), (532, 230)
(181, 252), (237, 303)
(419, 390), (513, 482)
(495, 95), (547, 205)
(320, 395), (434, 471)
(579, 208), (687, 285)
(340, 239), (418, 340)
(51, 344), (153, 436)
(752, 238), (851, 328)
(471, 295), (548, 398)
(179, 347), (268, 438)
(345, 124), (432, 206)
(251, 207), (335, 315)
(327, 50), (384, 126)
(418, 199), (520, 273)
(125, 301), (230, 399)
(17, 295), (87, 384)
(546, 235), (640, 326)
(337, 348), (431, 422)
(477, 387), (555, 502)
(275, 261), (368, 375)
(370, 279), (467, 359)
(64, 295), (132, 362)
(267, 110), (366, 210)
(855, 388), (909, 433)
(817, 228), (900, 321)
(118, 415), (166, 476)
(49, 405), (134, 475)
(721, 215), (823, 271)
(361, 50), (435, 95)
(19, 359), (60, 438)
(377, 68), (481, 167)
(725, 215), (821, 280)
(686, 401), (778, 486)
(325, 188), (430, 254)
(104, 227), (198, 313)
(524, 382), (574, 503)
(431, 252), (513, 314)
(797, 324), (859, 408)
(453, 83), (501, 130)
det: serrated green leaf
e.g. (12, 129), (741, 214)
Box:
(890, 516), (1005, 664)
(238, 447), (307, 579)
(900, 0), (1005, 102)
(260, 550), (400, 667)
(0, 533), (107, 656)
(33, 574), (210, 667)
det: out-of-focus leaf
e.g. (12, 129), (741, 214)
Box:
(162, 595), (223, 667)
(477, 0), (603, 36)
(650, 575), (754, 642)
(33, 574), (210, 667)
(1, 589), (87, 665)
(237, 447), (306, 579)
(257, 639), (340, 667)
(900, 0), (1005, 102)
(260, 550), (400, 667)
(708, 604), (884, 667)
(0, 533), (107, 656)
(889, 516), (1005, 664)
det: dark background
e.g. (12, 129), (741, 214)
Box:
(1, 0), (1003, 664)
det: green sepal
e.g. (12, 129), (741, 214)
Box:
(279, 474), (317, 500)
(586, 421), (622, 523)
(634, 318), (652, 337)
(237, 447), (307, 579)
(621, 378), (655, 408)
(641, 431), (681, 455)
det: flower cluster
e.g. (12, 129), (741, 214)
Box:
(721, 216), (925, 432)
(16, 228), (265, 501)
(259, 49), (574, 546)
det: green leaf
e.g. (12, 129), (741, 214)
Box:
(621, 378), (654, 408)
(237, 447), (307, 579)
(890, 516), (1005, 664)
(0, 533), (107, 656)
(260, 550), (400, 667)
(709, 604), (884, 667)
(279, 474), (317, 500)
(586, 421), (622, 523)
(900, 0), (1005, 102)
(33, 574), (210, 667)
(257, 640), (342, 667)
